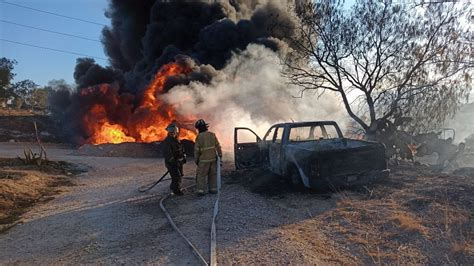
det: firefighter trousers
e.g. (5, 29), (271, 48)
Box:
(196, 161), (217, 193)
(166, 161), (183, 192)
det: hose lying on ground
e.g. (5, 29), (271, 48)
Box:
(138, 172), (210, 264)
(160, 183), (208, 265)
(160, 157), (222, 266)
(209, 157), (221, 266)
(138, 171), (170, 192)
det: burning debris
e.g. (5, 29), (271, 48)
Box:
(50, 0), (316, 146)
(377, 126), (470, 172)
(74, 140), (195, 158)
(79, 60), (197, 145)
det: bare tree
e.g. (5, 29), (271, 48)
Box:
(285, 0), (472, 140)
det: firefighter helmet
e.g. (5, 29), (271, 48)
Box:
(194, 119), (208, 129)
(166, 123), (179, 134)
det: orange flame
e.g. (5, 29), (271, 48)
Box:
(81, 62), (197, 145)
(92, 122), (136, 144)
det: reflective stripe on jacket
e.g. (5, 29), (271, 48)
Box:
(194, 131), (222, 163)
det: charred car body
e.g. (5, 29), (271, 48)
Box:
(234, 121), (390, 190)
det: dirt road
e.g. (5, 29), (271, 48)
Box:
(0, 143), (210, 264)
(0, 143), (332, 264)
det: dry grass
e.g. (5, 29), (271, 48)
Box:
(391, 211), (428, 235)
(327, 197), (428, 264)
(276, 220), (360, 264)
(300, 163), (474, 264)
(0, 108), (40, 116)
(450, 241), (473, 256)
(0, 158), (78, 231)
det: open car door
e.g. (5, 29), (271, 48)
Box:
(234, 127), (266, 169)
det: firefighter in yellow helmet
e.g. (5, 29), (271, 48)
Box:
(194, 119), (222, 196)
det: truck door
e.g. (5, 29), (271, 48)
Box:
(269, 126), (285, 175)
(234, 127), (264, 169)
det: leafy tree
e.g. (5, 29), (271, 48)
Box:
(286, 0), (472, 140)
(29, 87), (52, 110)
(10, 79), (38, 109)
(0, 58), (17, 102)
(0, 59), (67, 112)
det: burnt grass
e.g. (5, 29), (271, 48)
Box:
(225, 168), (293, 196)
(224, 164), (379, 198)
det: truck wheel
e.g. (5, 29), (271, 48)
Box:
(290, 168), (304, 189)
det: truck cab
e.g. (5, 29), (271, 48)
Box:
(235, 121), (389, 189)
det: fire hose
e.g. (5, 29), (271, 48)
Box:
(160, 156), (221, 265)
(140, 157), (222, 265)
(159, 184), (207, 265)
(137, 171), (170, 192)
(210, 156), (221, 266)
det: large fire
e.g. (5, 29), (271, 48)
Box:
(81, 62), (197, 145)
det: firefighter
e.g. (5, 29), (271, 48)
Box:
(162, 123), (186, 196)
(194, 119), (222, 196)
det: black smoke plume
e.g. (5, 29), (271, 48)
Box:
(52, 0), (297, 143)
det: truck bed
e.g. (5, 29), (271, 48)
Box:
(284, 138), (387, 182)
(285, 138), (379, 152)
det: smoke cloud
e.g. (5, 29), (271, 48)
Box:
(51, 0), (345, 148)
(93, 0), (297, 93)
(444, 103), (474, 143)
(163, 45), (345, 152)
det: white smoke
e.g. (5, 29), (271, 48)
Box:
(163, 44), (347, 154)
(444, 102), (474, 144)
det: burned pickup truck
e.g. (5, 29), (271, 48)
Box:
(234, 121), (389, 190)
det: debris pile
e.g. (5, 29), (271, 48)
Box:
(74, 140), (194, 158)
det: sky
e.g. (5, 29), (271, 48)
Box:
(0, 0), (109, 86)
(0, 0), (472, 102)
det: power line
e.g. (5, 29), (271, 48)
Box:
(1, 1), (107, 27)
(0, 39), (108, 61)
(1, 19), (101, 43)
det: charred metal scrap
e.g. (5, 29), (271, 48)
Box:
(234, 121), (390, 190)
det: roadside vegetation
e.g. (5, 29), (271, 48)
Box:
(0, 156), (83, 232)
